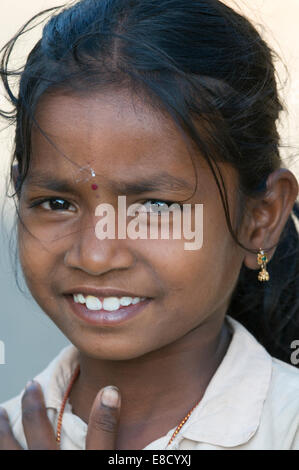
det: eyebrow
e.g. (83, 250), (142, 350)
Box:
(25, 171), (194, 195)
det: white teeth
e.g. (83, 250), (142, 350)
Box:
(119, 297), (133, 306)
(77, 294), (86, 304)
(85, 295), (102, 311)
(103, 297), (121, 311)
(72, 294), (145, 311)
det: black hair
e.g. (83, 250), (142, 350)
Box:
(0, 0), (298, 365)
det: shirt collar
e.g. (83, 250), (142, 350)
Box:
(34, 343), (80, 411)
(178, 315), (272, 447)
(34, 315), (272, 448)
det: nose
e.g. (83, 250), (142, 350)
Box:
(64, 221), (135, 276)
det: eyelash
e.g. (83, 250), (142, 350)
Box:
(29, 198), (184, 213)
(143, 199), (184, 213)
(29, 198), (76, 212)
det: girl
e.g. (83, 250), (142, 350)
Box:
(0, 0), (298, 450)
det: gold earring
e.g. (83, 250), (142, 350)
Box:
(257, 248), (270, 282)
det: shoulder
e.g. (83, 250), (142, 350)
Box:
(228, 315), (299, 401)
(227, 315), (299, 385)
(267, 356), (299, 415)
(260, 357), (299, 449)
(271, 355), (299, 390)
(225, 316), (299, 447)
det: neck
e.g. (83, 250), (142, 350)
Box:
(68, 313), (232, 435)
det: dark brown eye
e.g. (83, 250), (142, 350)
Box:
(34, 198), (76, 212)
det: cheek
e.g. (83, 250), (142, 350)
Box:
(17, 224), (66, 324)
(17, 219), (65, 292)
(145, 216), (240, 317)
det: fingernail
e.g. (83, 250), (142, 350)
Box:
(101, 386), (120, 408)
(25, 380), (35, 390)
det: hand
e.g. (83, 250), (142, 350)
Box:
(0, 380), (121, 450)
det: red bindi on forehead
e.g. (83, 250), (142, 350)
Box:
(91, 184), (98, 190)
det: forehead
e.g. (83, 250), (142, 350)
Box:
(28, 90), (239, 205)
(30, 89), (198, 178)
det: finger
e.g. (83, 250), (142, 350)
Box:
(22, 381), (58, 450)
(86, 386), (121, 450)
(0, 407), (23, 450)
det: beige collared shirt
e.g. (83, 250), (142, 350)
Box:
(1, 315), (299, 450)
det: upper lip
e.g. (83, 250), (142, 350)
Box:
(63, 286), (149, 299)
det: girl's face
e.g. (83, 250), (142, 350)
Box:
(18, 90), (244, 360)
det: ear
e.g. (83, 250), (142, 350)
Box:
(241, 168), (298, 270)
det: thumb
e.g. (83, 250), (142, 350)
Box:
(86, 386), (121, 450)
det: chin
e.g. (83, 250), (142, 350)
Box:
(64, 331), (154, 361)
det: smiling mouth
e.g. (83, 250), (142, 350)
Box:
(64, 294), (152, 326)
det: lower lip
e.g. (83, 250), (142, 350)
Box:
(65, 295), (152, 326)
